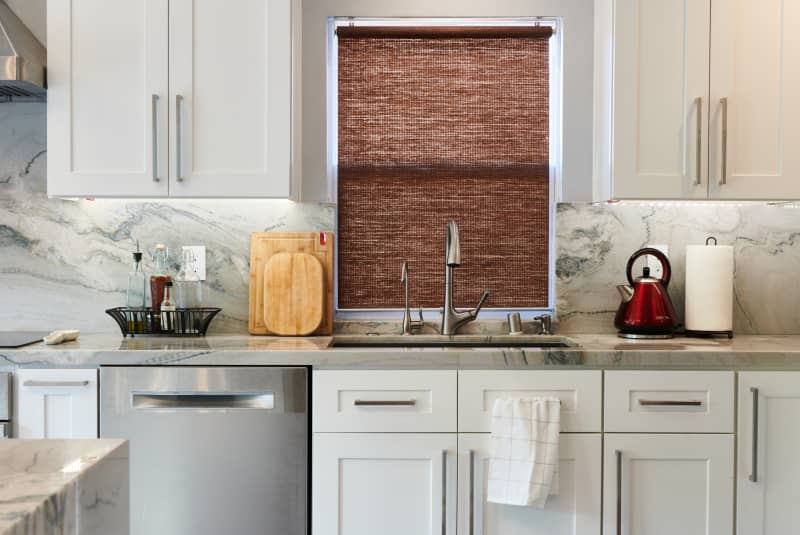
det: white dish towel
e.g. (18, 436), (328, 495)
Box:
(487, 397), (561, 508)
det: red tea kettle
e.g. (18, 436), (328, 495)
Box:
(614, 248), (678, 339)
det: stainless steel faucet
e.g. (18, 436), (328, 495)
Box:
(401, 261), (424, 335)
(440, 221), (490, 335)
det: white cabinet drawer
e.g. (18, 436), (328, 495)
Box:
(604, 371), (734, 433)
(458, 370), (602, 433)
(313, 370), (457, 432)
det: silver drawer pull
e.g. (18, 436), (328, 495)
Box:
(24, 380), (89, 388)
(133, 392), (274, 410)
(638, 399), (703, 407)
(353, 399), (417, 407)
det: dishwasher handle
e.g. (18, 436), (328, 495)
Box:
(132, 392), (275, 410)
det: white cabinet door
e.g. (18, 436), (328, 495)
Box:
(15, 369), (98, 439)
(709, 0), (800, 199)
(737, 372), (800, 535)
(611, 0), (710, 199)
(313, 433), (457, 535)
(168, 0), (294, 198)
(457, 434), (601, 535)
(47, 0), (168, 197)
(603, 434), (733, 535)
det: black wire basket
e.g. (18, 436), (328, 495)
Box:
(106, 307), (222, 337)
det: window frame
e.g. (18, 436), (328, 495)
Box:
(329, 16), (563, 320)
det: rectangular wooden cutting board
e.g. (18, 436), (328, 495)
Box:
(249, 232), (334, 335)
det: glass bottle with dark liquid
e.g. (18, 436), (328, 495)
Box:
(150, 244), (172, 330)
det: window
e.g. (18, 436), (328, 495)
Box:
(333, 19), (560, 312)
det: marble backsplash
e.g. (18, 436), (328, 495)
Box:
(0, 102), (334, 333)
(556, 202), (800, 334)
(4, 101), (800, 335)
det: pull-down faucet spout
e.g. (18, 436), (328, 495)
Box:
(440, 221), (490, 335)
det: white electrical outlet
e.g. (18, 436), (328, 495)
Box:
(645, 244), (669, 279)
(182, 246), (206, 280)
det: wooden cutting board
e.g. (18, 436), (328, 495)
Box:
(249, 232), (334, 336)
(264, 252), (324, 336)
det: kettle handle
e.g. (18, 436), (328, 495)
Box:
(626, 248), (672, 287)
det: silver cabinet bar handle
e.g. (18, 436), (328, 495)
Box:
(442, 450), (448, 535)
(469, 450), (476, 535)
(152, 94), (160, 182)
(24, 380), (89, 388)
(720, 97), (728, 185)
(176, 94), (184, 182)
(638, 399), (703, 407)
(353, 399), (416, 407)
(695, 97), (702, 185)
(749, 387), (759, 482)
(616, 450), (623, 535)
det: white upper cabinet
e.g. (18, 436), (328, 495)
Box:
(610, 0), (711, 199)
(47, 0), (296, 198)
(48, 0), (168, 197)
(598, 0), (800, 200)
(709, 0), (800, 199)
(168, 0), (293, 197)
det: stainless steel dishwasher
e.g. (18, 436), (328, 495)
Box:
(101, 366), (307, 535)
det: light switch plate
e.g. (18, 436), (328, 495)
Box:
(645, 244), (669, 279)
(182, 246), (206, 281)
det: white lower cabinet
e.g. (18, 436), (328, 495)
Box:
(313, 433), (457, 535)
(603, 434), (734, 535)
(15, 369), (98, 438)
(737, 372), (800, 535)
(458, 434), (601, 535)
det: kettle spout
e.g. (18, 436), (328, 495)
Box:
(617, 284), (635, 303)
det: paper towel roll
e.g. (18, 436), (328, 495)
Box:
(685, 243), (734, 333)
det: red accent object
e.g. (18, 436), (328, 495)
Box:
(319, 232), (327, 246)
(614, 248), (678, 337)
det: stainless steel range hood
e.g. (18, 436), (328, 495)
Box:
(0, 0), (46, 98)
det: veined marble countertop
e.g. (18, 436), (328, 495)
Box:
(0, 439), (128, 535)
(2, 333), (800, 369)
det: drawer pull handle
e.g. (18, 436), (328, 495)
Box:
(638, 399), (703, 407)
(24, 380), (90, 388)
(353, 399), (417, 407)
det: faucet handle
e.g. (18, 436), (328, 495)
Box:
(473, 290), (490, 316)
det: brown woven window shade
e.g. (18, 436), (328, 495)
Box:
(337, 25), (552, 309)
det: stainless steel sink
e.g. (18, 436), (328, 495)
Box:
(329, 334), (577, 349)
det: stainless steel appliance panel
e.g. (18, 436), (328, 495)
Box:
(0, 372), (10, 422)
(100, 366), (307, 535)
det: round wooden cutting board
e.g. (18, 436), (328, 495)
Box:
(263, 252), (325, 336)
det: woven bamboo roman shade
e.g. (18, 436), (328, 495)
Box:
(337, 25), (552, 309)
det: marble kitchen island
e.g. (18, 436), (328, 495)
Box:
(0, 439), (128, 535)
